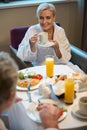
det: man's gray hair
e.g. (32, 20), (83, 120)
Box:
(0, 52), (18, 105)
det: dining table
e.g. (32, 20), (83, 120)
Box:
(7, 64), (87, 130)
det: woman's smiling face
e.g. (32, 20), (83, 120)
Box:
(38, 9), (55, 32)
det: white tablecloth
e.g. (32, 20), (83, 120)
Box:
(7, 65), (87, 130)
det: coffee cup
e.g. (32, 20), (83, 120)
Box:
(79, 96), (87, 116)
(38, 32), (48, 44)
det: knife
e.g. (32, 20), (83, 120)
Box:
(27, 83), (32, 102)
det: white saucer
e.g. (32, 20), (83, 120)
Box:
(71, 105), (87, 120)
(38, 41), (54, 47)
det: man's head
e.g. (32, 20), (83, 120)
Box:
(0, 52), (18, 112)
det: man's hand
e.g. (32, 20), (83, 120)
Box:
(39, 104), (62, 129)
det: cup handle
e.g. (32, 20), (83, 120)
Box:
(37, 34), (40, 42)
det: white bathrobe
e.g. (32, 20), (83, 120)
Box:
(17, 23), (71, 65)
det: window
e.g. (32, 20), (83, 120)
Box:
(0, 0), (77, 9)
(1, 0), (77, 3)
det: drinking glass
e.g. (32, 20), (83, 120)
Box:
(64, 78), (74, 104)
(45, 55), (54, 78)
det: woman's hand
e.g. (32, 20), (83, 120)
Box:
(51, 40), (62, 59)
(51, 40), (59, 49)
(29, 34), (38, 52)
(39, 104), (61, 129)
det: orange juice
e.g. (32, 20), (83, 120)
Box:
(64, 78), (74, 104)
(45, 56), (54, 77)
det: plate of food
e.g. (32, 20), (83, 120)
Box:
(51, 74), (78, 98)
(27, 99), (67, 123)
(38, 41), (54, 47)
(16, 71), (43, 91)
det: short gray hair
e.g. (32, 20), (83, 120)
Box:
(0, 52), (18, 105)
(36, 3), (56, 18)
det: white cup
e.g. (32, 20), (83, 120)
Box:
(38, 32), (48, 44)
(79, 96), (87, 116)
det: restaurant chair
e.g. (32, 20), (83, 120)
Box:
(9, 26), (33, 70)
(70, 44), (87, 73)
(9, 25), (87, 73)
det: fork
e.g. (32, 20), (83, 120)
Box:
(27, 83), (32, 102)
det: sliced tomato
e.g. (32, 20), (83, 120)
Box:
(58, 108), (63, 117)
(32, 74), (43, 80)
(36, 104), (43, 111)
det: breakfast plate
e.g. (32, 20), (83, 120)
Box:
(16, 78), (41, 91)
(17, 72), (43, 91)
(27, 100), (67, 123)
(71, 105), (87, 120)
(38, 41), (54, 47)
(52, 79), (81, 97)
(16, 83), (40, 91)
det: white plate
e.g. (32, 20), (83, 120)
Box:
(71, 105), (87, 120)
(27, 101), (67, 123)
(38, 41), (54, 47)
(16, 82), (40, 91)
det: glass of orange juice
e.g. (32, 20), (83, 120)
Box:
(45, 55), (54, 78)
(64, 78), (74, 104)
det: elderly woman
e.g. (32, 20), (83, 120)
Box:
(0, 52), (61, 130)
(17, 2), (71, 65)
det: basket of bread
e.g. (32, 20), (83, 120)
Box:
(50, 73), (87, 97)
